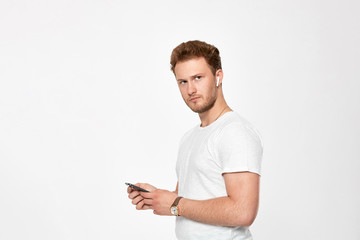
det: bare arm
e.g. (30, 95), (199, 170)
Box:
(141, 172), (260, 227)
(178, 172), (259, 226)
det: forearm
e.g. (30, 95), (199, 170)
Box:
(178, 196), (257, 227)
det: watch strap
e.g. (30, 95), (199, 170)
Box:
(172, 196), (183, 207)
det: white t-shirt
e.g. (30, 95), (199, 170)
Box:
(175, 111), (263, 240)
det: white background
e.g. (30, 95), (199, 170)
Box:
(1, 0), (359, 239)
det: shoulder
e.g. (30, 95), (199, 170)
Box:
(214, 112), (263, 175)
(216, 112), (263, 147)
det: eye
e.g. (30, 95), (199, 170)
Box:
(179, 80), (187, 85)
(195, 76), (201, 80)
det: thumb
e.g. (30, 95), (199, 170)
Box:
(136, 183), (157, 192)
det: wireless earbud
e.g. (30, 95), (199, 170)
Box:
(216, 76), (220, 87)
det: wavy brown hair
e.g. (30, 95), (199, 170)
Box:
(170, 40), (222, 75)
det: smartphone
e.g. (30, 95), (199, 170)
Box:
(125, 182), (150, 192)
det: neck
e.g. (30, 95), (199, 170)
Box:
(199, 93), (231, 127)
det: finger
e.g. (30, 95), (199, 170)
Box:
(136, 183), (156, 192)
(136, 199), (145, 210)
(132, 195), (144, 205)
(128, 190), (140, 199)
(134, 183), (147, 190)
(135, 183), (150, 192)
(142, 204), (152, 210)
(140, 191), (153, 199)
(127, 186), (134, 194)
(142, 198), (153, 205)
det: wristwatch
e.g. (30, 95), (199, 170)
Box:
(170, 196), (183, 216)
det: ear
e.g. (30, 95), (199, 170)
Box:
(215, 69), (224, 86)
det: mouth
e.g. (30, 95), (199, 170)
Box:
(189, 97), (200, 102)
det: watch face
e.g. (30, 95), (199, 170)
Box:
(171, 206), (178, 215)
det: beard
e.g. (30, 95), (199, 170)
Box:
(184, 90), (217, 114)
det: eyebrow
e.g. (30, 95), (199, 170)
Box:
(177, 73), (204, 81)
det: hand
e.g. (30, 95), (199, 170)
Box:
(127, 183), (157, 210)
(140, 189), (178, 216)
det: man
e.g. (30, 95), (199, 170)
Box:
(127, 40), (263, 239)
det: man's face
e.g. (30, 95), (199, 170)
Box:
(174, 57), (218, 113)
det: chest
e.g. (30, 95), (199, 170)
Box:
(176, 130), (221, 180)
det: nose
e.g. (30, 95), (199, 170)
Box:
(187, 81), (197, 96)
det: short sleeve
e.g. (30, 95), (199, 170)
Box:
(215, 123), (263, 175)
